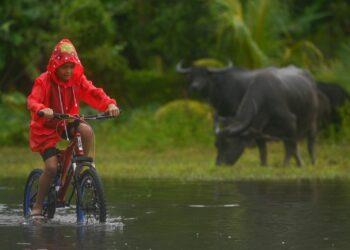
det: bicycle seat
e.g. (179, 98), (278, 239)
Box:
(73, 156), (93, 163)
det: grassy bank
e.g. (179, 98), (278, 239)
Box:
(2, 101), (350, 181)
(2, 141), (350, 181)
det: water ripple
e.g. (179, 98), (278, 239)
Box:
(188, 204), (240, 208)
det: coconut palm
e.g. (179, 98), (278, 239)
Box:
(211, 0), (326, 70)
(212, 0), (269, 68)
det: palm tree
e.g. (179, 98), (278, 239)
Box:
(212, 0), (268, 68)
(211, 0), (326, 70)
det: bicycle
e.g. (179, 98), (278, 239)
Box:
(23, 112), (114, 224)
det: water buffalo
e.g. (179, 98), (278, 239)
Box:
(316, 89), (332, 130)
(317, 81), (350, 130)
(177, 63), (318, 166)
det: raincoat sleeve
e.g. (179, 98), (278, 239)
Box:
(79, 75), (117, 112)
(27, 78), (47, 114)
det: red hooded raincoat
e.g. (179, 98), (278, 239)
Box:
(27, 39), (116, 153)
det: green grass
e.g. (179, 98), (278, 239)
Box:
(2, 101), (350, 182)
(2, 140), (350, 181)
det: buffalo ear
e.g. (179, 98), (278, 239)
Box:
(216, 116), (235, 127)
(215, 116), (248, 137)
(214, 124), (221, 135)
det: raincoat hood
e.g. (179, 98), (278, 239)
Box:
(47, 39), (84, 87)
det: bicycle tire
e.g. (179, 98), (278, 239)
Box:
(76, 167), (107, 224)
(23, 168), (57, 218)
(46, 185), (56, 219)
(23, 169), (42, 217)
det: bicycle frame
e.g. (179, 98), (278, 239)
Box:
(55, 132), (83, 206)
(48, 113), (111, 208)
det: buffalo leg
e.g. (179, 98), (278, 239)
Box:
(283, 140), (303, 166)
(277, 112), (304, 166)
(294, 144), (304, 166)
(307, 121), (317, 164)
(256, 139), (267, 166)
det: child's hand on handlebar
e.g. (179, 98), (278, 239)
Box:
(38, 108), (54, 119)
(105, 104), (120, 117)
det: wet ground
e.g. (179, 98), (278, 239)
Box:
(1, 178), (350, 249)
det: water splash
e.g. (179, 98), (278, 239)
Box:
(0, 203), (124, 231)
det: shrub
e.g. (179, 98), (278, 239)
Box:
(0, 92), (29, 145)
(102, 100), (215, 151)
(154, 99), (214, 145)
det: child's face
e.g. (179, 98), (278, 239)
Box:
(56, 62), (75, 82)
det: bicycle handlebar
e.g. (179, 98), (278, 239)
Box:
(37, 111), (116, 120)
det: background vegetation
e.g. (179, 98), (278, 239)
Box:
(0, 0), (350, 167)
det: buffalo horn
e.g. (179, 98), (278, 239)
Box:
(223, 100), (257, 136)
(176, 61), (192, 74)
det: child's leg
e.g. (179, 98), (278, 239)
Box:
(31, 153), (58, 215)
(78, 123), (93, 155)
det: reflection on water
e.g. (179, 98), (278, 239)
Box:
(1, 178), (350, 249)
(188, 204), (239, 208)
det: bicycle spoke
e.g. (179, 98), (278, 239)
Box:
(77, 168), (106, 224)
(82, 180), (99, 222)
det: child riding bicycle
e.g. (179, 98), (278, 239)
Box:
(27, 38), (120, 218)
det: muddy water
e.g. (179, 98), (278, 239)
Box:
(1, 178), (350, 250)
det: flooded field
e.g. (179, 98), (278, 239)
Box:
(1, 178), (350, 249)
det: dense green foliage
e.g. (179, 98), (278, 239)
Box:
(1, 0), (349, 95)
(0, 92), (29, 144)
(0, 0), (349, 146)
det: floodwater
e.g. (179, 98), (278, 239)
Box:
(1, 178), (350, 250)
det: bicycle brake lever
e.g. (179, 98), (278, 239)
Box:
(100, 109), (122, 118)
(54, 113), (72, 119)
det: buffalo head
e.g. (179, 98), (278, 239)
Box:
(176, 61), (233, 96)
(214, 117), (251, 166)
(215, 131), (246, 166)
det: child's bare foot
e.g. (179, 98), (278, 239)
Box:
(31, 204), (43, 217)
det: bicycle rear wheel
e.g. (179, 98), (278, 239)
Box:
(23, 169), (42, 217)
(76, 167), (107, 224)
(23, 168), (56, 218)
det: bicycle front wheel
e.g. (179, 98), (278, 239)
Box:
(76, 167), (107, 224)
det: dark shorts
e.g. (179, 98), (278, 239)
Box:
(41, 120), (81, 161)
(41, 147), (61, 161)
